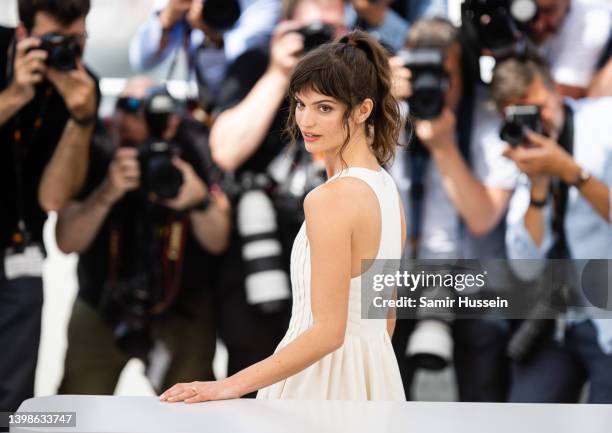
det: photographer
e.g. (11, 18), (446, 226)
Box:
(346, 0), (448, 53)
(206, 0), (348, 380)
(129, 0), (280, 113)
(492, 57), (612, 403)
(527, 0), (611, 98)
(0, 0), (97, 412)
(56, 77), (231, 396)
(390, 18), (519, 401)
(460, 0), (611, 98)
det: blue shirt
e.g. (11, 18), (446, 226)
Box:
(506, 97), (612, 354)
(129, 0), (280, 95)
(345, 0), (448, 53)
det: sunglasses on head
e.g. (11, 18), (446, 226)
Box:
(116, 96), (143, 113)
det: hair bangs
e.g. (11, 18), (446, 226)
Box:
(289, 49), (352, 105)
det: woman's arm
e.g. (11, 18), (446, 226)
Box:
(209, 21), (303, 172)
(160, 183), (353, 402)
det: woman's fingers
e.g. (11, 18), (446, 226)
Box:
(166, 390), (195, 402)
(159, 382), (187, 401)
(184, 392), (207, 404)
(160, 381), (220, 403)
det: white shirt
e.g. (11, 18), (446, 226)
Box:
(392, 84), (519, 260)
(539, 0), (612, 88)
(506, 97), (612, 353)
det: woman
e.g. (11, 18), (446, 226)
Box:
(160, 29), (406, 402)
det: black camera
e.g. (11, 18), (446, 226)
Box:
(201, 0), (241, 32)
(499, 105), (542, 147)
(37, 33), (81, 71)
(296, 22), (335, 53)
(102, 273), (158, 358)
(139, 86), (183, 199)
(138, 141), (183, 199)
(461, 0), (538, 53)
(398, 48), (449, 120)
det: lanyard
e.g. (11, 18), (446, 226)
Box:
(9, 85), (53, 250)
(548, 103), (574, 259)
(107, 211), (188, 315)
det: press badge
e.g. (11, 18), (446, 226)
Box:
(3, 246), (44, 279)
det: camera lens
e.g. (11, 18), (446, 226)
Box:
(409, 72), (446, 120)
(114, 316), (154, 359)
(40, 34), (80, 70)
(201, 0), (241, 32)
(145, 152), (183, 199)
(500, 120), (525, 147)
(297, 23), (335, 52)
(410, 90), (445, 120)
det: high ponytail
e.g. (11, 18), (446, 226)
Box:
(286, 30), (402, 166)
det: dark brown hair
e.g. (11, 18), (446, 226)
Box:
(19, 0), (91, 31)
(286, 30), (401, 166)
(490, 56), (555, 110)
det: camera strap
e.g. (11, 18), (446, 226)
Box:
(4, 26), (56, 250)
(548, 103), (574, 259)
(155, 216), (188, 314)
(107, 213), (188, 316)
(9, 84), (54, 251)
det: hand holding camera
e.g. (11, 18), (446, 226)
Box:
(389, 55), (411, 100)
(267, 21), (305, 79)
(414, 107), (457, 153)
(99, 147), (141, 206)
(8, 27), (48, 106)
(499, 105), (542, 148)
(46, 59), (97, 123)
(14, 22), (96, 123)
(162, 0), (239, 41)
(154, 157), (208, 211)
(398, 48), (449, 120)
(502, 130), (576, 183)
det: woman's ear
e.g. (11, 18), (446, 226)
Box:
(353, 98), (374, 124)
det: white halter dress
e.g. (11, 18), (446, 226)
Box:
(257, 167), (406, 400)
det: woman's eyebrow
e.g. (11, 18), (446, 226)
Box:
(313, 99), (336, 104)
(295, 97), (337, 105)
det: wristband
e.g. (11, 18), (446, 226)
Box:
(529, 197), (548, 208)
(71, 113), (97, 126)
(190, 194), (213, 213)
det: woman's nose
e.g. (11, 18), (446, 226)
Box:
(298, 108), (316, 128)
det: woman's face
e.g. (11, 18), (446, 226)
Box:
(294, 89), (354, 154)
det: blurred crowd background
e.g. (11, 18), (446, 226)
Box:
(0, 0), (611, 416)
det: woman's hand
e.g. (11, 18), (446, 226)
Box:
(159, 379), (242, 403)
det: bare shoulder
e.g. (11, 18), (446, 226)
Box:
(303, 177), (371, 224)
(302, 179), (365, 252)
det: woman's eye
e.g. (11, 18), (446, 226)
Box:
(296, 101), (305, 109)
(319, 105), (332, 113)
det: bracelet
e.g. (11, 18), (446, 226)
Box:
(529, 197), (548, 208)
(71, 113), (97, 126)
